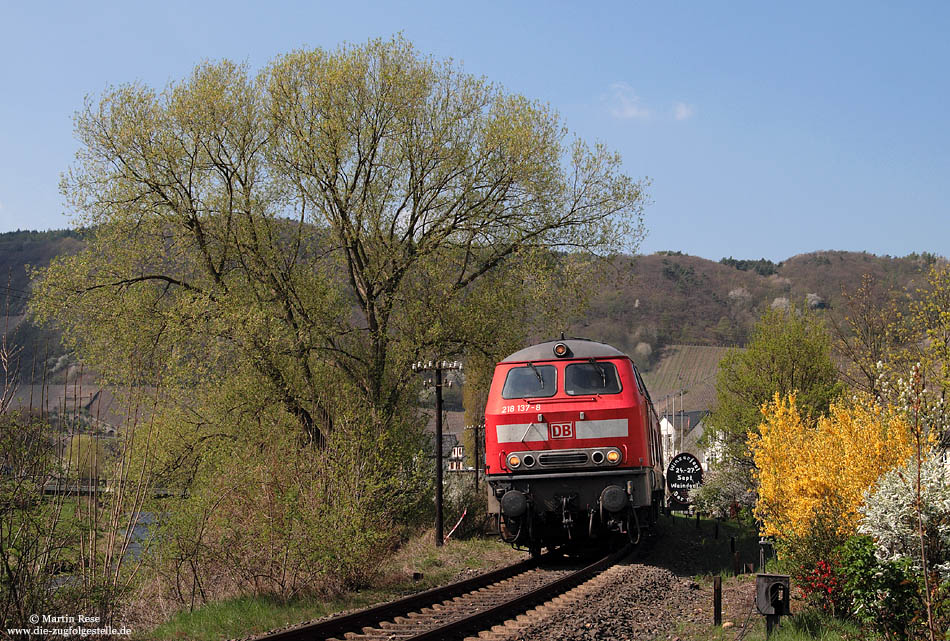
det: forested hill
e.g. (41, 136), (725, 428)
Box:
(1, 230), (87, 378)
(570, 249), (941, 368)
(0, 229), (942, 377)
(1, 229), (86, 314)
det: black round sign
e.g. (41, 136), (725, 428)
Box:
(666, 452), (703, 505)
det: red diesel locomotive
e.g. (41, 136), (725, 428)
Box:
(484, 338), (664, 554)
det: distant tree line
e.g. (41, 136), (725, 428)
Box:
(0, 228), (89, 243)
(719, 256), (781, 276)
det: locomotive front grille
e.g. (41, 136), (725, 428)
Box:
(538, 452), (588, 466)
(505, 447), (622, 471)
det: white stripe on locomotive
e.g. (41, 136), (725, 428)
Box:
(574, 418), (628, 439)
(495, 423), (549, 443)
(495, 418), (628, 442)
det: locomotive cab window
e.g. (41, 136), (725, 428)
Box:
(501, 364), (557, 399)
(565, 362), (621, 395)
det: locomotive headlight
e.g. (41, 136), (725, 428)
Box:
(507, 454), (521, 468)
(553, 342), (570, 357)
(606, 449), (622, 464)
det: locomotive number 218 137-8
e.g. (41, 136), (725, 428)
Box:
(501, 404), (542, 414)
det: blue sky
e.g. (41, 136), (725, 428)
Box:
(1, 1), (948, 261)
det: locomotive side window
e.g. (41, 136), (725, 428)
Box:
(565, 362), (622, 395)
(501, 364), (557, 399)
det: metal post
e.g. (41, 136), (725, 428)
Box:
(680, 387), (684, 443)
(671, 393), (676, 456)
(759, 538), (773, 571)
(679, 388), (685, 455)
(435, 366), (444, 547)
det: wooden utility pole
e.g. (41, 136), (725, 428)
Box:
(435, 366), (444, 545)
(474, 422), (480, 492)
(412, 360), (462, 547)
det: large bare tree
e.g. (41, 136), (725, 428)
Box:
(35, 36), (647, 447)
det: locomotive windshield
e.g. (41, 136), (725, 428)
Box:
(502, 364), (557, 399)
(565, 362), (622, 395)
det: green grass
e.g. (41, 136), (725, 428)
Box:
(148, 593), (382, 641)
(680, 608), (872, 641)
(146, 535), (524, 640)
(739, 610), (871, 641)
(775, 610), (871, 640)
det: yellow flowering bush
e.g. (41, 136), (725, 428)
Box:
(750, 393), (915, 542)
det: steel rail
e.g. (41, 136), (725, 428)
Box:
(255, 543), (632, 641)
(255, 553), (543, 641)
(406, 542), (633, 641)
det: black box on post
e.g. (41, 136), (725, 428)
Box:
(755, 574), (791, 616)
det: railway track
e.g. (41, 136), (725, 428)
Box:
(255, 542), (635, 641)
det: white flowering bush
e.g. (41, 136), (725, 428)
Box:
(689, 459), (756, 519)
(858, 451), (950, 581)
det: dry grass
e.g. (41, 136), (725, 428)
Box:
(143, 530), (524, 641)
(375, 528), (526, 592)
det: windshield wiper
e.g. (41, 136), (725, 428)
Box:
(589, 358), (607, 387)
(526, 362), (544, 390)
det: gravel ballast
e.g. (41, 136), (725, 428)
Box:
(471, 515), (765, 641)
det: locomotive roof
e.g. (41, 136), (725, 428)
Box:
(500, 338), (629, 363)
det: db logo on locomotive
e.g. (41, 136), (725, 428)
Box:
(550, 422), (574, 439)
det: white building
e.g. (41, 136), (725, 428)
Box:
(659, 410), (711, 468)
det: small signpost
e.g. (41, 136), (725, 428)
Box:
(666, 452), (703, 507)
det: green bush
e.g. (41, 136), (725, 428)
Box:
(146, 404), (434, 604)
(838, 535), (919, 641)
(774, 509), (849, 586)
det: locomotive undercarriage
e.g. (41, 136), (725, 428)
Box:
(489, 468), (661, 556)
